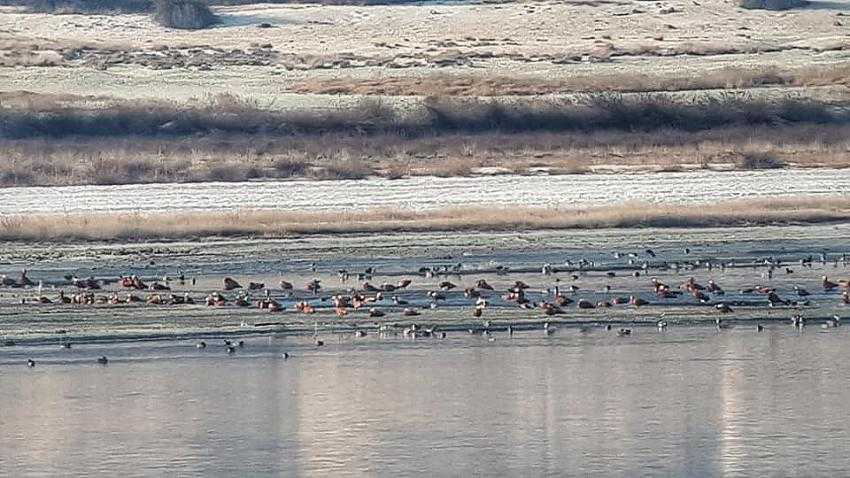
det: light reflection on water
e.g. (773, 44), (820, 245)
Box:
(2, 326), (849, 476)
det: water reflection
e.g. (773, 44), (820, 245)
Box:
(3, 327), (850, 476)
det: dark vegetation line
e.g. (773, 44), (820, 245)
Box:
(1, 94), (845, 140)
(4, 0), (420, 14)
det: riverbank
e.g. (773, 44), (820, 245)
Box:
(2, 197), (849, 241)
(2, 90), (850, 187)
(1, 223), (848, 345)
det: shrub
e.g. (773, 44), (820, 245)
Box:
(312, 160), (373, 180)
(735, 151), (787, 169)
(271, 158), (308, 177)
(737, 0), (807, 10)
(153, 0), (217, 29)
(23, 0), (153, 13)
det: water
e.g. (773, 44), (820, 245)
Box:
(3, 326), (850, 476)
(3, 168), (849, 215)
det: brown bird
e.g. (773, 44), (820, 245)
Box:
(476, 279), (494, 290)
(716, 303), (733, 313)
(823, 276), (839, 290)
(223, 277), (242, 291)
(439, 281), (457, 290)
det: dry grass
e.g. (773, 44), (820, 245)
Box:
(3, 92), (845, 141)
(1, 197), (848, 242)
(3, 123), (850, 186)
(293, 65), (850, 97)
(2, 92), (850, 186)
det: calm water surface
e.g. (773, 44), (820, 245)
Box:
(2, 326), (849, 477)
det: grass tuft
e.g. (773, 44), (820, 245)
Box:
(1, 197), (848, 242)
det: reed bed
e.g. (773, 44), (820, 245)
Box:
(2, 197), (848, 242)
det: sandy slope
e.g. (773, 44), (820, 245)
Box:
(0, 0), (848, 102)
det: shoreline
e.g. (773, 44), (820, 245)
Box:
(2, 197), (850, 242)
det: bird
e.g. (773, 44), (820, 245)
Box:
(196, 341), (206, 349)
(315, 339), (324, 346)
(97, 356), (108, 365)
(823, 276), (839, 290)
(282, 352), (290, 359)
(27, 359), (35, 367)
(757, 323), (764, 332)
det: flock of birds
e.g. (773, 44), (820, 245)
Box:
(6, 248), (850, 368)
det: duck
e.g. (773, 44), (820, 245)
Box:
(756, 323), (764, 332)
(223, 277), (242, 291)
(475, 279), (494, 290)
(315, 339), (325, 346)
(196, 341), (206, 349)
(767, 291), (788, 307)
(306, 279), (321, 293)
(706, 280), (724, 294)
(438, 281), (457, 291)
(715, 303), (733, 313)
(282, 352), (290, 359)
(97, 356), (109, 365)
(18, 269), (35, 287)
(27, 358), (35, 367)
(823, 276), (839, 290)
(577, 299), (595, 309)
(617, 328), (632, 336)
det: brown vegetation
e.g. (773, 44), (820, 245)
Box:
(293, 65), (850, 97)
(153, 0), (217, 29)
(2, 92), (844, 140)
(1, 197), (848, 242)
(7, 0), (424, 12)
(2, 93), (849, 186)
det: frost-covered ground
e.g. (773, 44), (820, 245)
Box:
(4, 169), (849, 215)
